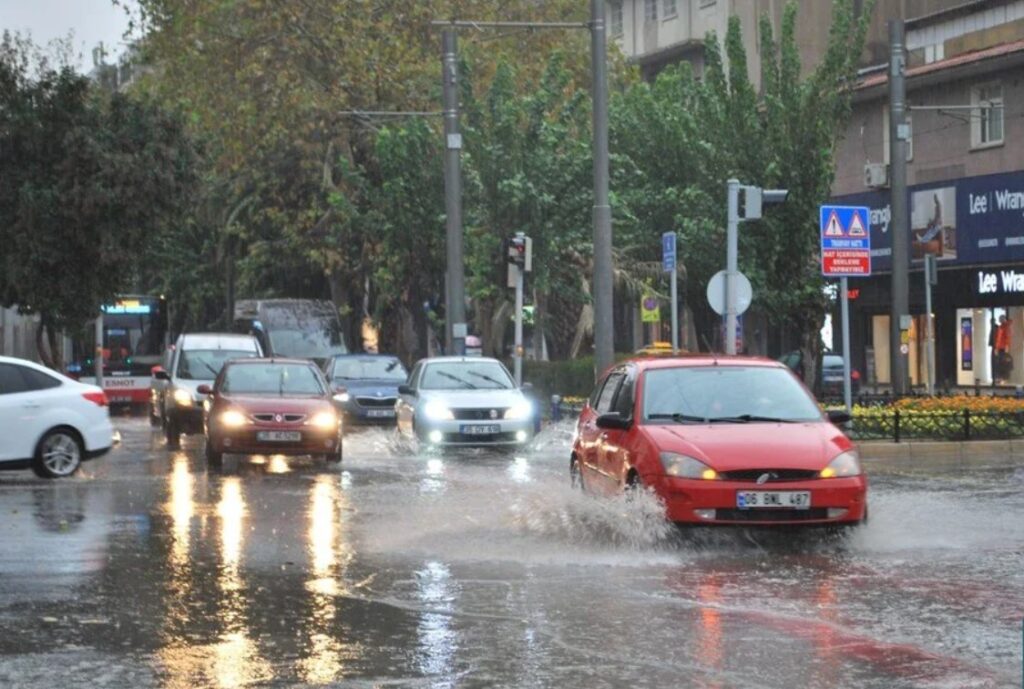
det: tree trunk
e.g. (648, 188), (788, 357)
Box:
(35, 320), (63, 371)
(800, 327), (823, 396)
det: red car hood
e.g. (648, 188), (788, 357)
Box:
(220, 395), (329, 414)
(642, 422), (852, 472)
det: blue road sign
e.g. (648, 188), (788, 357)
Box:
(662, 232), (677, 273)
(820, 205), (871, 277)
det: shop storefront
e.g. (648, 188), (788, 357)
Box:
(832, 169), (1024, 390)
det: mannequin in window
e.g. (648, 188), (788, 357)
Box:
(994, 315), (1013, 383)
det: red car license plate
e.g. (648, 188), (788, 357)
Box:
(737, 491), (811, 509)
(256, 431), (301, 442)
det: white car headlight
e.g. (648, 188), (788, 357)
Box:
(504, 400), (533, 420)
(820, 450), (862, 478)
(423, 399), (454, 421)
(334, 392), (351, 403)
(220, 410), (248, 428)
(659, 452), (718, 480)
(309, 410), (339, 430)
(173, 388), (193, 407)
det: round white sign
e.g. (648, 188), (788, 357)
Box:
(706, 270), (753, 316)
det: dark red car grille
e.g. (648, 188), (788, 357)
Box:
(718, 469), (819, 482)
(251, 413), (306, 423)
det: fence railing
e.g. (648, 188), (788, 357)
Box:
(545, 397), (1024, 443)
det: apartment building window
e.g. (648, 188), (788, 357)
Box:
(972, 82), (1004, 149)
(645, 0), (658, 22)
(663, 0), (677, 17)
(610, 1), (623, 37)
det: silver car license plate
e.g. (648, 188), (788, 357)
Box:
(460, 424), (500, 435)
(366, 409), (395, 418)
(257, 431), (302, 442)
(736, 491), (811, 509)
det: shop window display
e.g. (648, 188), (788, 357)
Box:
(956, 307), (1024, 387)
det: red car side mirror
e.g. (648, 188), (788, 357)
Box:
(196, 384), (213, 396)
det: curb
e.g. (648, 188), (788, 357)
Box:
(859, 438), (1024, 463)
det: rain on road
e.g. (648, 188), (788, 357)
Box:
(0, 417), (1021, 688)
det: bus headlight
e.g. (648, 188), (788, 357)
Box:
(173, 388), (193, 407)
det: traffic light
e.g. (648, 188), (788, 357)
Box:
(503, 233), (532, 272)
(740, 186), (789, 220)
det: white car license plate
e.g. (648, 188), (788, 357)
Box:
(257, 431), (302, 442)
(737, 491), (811, 510)
(366, 409), (395, 418)
(460, 424), (501, 435)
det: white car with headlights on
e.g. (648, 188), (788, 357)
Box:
(396, 357), (535, 448)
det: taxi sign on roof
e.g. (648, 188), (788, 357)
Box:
(820, 205), (871, 277)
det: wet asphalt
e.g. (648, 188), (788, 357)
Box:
(0, 416), (1022, 688)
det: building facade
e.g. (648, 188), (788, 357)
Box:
(833, 0), (1024, 390)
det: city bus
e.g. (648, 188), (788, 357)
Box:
(69, 295), (168, 408)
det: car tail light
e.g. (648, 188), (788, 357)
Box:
(82, 391), (108, 407)
(851, 369), (861, 381)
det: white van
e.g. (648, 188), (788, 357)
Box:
(150, 333), (262, 448)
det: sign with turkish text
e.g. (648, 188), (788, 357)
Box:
(820, 205), (872, 277)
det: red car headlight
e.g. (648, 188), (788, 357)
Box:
(660, 452), (718, 480)
(219, 410), (248, 428)
(820, 450), (862, 478)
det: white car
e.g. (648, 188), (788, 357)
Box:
(0, 356), (114, 478)
(396, 357), (535, 448)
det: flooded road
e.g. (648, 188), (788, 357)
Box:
(0, 417), (1021, 688)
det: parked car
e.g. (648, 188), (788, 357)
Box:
(200, 358), (342, 466)
(0, 355), (114, 478)
(571, 356), (867, 527)
(396, 357), (535, 448)
(323, 354), (407, 425)
(151, 333), (262, 448)
(778, 350), (861, 396)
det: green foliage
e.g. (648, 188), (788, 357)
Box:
(0, 42), (197, 366)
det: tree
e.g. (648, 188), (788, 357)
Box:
(0, 44), (197, 368)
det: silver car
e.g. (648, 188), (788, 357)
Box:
(396, 357), (535, 448)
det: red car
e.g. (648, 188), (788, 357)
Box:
(199, 358), (342, 467)
(571, 356), (867, 527)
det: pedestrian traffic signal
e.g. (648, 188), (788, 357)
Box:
(504, 233), (532, 272)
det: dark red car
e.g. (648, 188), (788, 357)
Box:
(199, 358), (342, 466)
(571, 356), (867, 527)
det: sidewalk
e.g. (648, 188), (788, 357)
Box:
(859, 438), (1024, 466)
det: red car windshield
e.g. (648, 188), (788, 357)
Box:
(221, 363), (324, 396)
(643, 366), (822, 423)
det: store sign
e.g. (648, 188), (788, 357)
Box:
(975, 269), (1024, 295)
(831, 168), (1024, 273)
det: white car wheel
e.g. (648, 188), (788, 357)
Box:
(33, 429), (83, 479)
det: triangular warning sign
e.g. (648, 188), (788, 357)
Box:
(824, 210), (844, 237)
(848, 210), (867, 237)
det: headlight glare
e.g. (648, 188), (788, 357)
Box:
(220, 410), (247, 428)
(173, 388), (193, 406)
(334, 392), (351, 403)
(660, 452), (718, 479)
(821, 450), (861, 478)
(309, 410), (339, 429)
(423, 399), (454, 421)
(504, 400), (533, 420)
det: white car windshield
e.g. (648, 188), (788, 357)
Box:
(643, 366), (822, 423)
(420, 361), (514, 390)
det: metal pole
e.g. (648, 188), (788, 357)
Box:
(94, 311), (104, 389)
(670, 261), (679, 353)
(889, 19), (910, 395)
(590, 0), (613, 376)
(514, 265), (524, 386)
(841, 277), (852, 414)
(925, 257), (935, 395)
(442, 28), (466, 356)
(725, 179), (740, 355)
